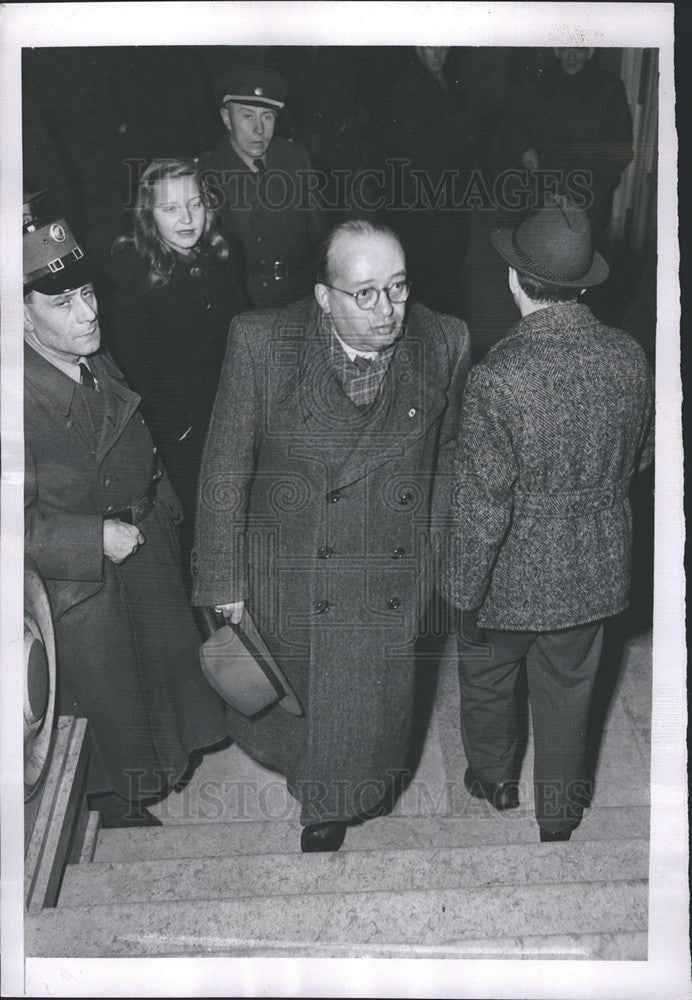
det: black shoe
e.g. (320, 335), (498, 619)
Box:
(89, 792), (163, 829)
(539, 827), (572, 842)
(464, 766), (519, 811)
(300, 821), (347, 853)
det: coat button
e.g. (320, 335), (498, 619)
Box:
(408, 407), (416, 417)
(315, 600), (330, 613)
(66, 419), (73, 428)
(104, 477), (112, 487)
(190, 266), (202, 278)
(387, 596), (401, 610)
(398, 491), (413, 506)
(392, 546), (406, 559)
(317, 546), (333, 559)
(326, 490), (341, 504)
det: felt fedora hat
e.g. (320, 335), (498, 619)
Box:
(200, 607), (303, 718)
(490, 195), (609, 287)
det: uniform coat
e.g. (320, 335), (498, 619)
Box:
(24, 345), (226, 799)
(442, 301), (655, 630)
(192, 297), (470, 824)
(198, 137), (326, 309)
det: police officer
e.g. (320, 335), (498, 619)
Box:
(23, 210), (226, 827)
(198, 65), (326, 309)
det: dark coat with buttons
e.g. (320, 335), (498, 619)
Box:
(24, 345), (226, 799)
(192, 296), (470, 824)
(441, 302), (655, 631)
(197, 137), (326, 309)
(103, 242), (248, 518)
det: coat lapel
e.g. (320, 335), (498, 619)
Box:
(332, 307), (449, 490)
(89, 352), (142, 464)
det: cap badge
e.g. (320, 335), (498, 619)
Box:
(254, 86), (263, 96)
(49, 223), (66, 243)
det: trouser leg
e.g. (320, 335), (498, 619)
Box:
(456, 621), (535, 785)
(527, 621), (605, 833)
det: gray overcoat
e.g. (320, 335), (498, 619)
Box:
(192, 297), (470, 823)
(24, 346), (227, 798)
(442, 302), (655, 631)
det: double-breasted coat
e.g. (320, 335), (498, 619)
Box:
(192, 297), (470, 824)
(442, 302), (655, 631)
(24, 345), (226, 799)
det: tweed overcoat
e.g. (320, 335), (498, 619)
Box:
(442, 302), (654, 631)
(24, 346), (226, 798)
(192, 297), (470, 823)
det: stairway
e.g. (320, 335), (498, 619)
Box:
(25, 630), (651, 960)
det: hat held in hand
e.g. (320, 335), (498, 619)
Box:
(490, 195), (609, 287)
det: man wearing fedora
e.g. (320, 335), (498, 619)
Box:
(197, 65), (325, 309)
(23, 211), (226, 828)
(442, 196), (654, 841)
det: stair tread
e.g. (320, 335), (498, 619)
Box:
(94, 805), (649, 862)
(58, 837), (649, 907)
(28, 879), (648, 957)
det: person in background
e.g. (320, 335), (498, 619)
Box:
(494, 47), (633, 235)
(366, 47), (476, 320)
(197, 65), (326, 309)
(442, 197), (654, 842)
(104, 158), (248, 577)
(23, 211), (227, 828)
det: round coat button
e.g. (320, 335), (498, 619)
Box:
(392, 547), (406, 559)
(317, 546), (333, 559)
(408, 407), (416, 417)
(398, 491), (412, 506)
(66, 419), (73, 428)
(387, 597), (402, 610)
(190, 266), (202, 278)
(104, 477), (112, 487)
(315, 600), (330, 613)
(326, 490), (341, 504)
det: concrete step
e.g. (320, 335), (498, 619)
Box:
(27, 879), (648, 957)
(94, 805), (649, 863)
(57, 837), (649, 908)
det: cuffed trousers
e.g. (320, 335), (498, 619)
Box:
(456, 618), (604, 832)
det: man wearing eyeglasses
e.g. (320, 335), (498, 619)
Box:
(193, 218), (470, 852)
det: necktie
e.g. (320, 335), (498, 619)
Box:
(79, 362), (96, 389)
(253, 157), (266, 175)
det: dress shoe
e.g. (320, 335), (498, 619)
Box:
(539, 827), (572, 842)
(300, 821), (347, 853)
(464, 766), (519, 811)
(88, 792), (162, 829)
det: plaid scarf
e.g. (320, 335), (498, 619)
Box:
(324, 315), (396, 408)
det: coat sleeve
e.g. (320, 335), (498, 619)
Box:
(637, 364), (655, 472)
(441, 365), (520, 611)
(190, 316), (260, 606)
(24, 444), (104, 582)
(430, 316), (472, 538)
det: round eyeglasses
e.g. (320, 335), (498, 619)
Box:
(324, 279), (411, 311)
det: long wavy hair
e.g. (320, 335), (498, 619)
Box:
(114, 158), (229, 290)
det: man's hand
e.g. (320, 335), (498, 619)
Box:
(103, 519), (144, 563)
(214, 600), (245, 624)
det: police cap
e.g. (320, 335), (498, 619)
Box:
(215, 65), (286, 111)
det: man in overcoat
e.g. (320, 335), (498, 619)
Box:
(197, 66), (325, 309)
(192, 218), (470, 851)
(23, 214), (226, 827)
(442, 197), (654, 841)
